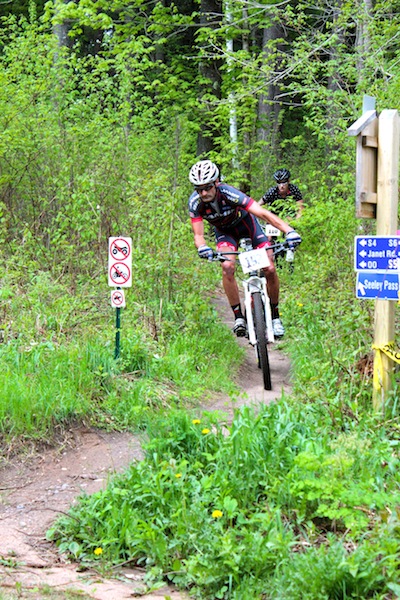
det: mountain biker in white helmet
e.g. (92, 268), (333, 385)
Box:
(188, 160), (302, 338)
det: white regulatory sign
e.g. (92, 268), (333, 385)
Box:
(111, 289), (126, 308)
(108, 237), (132, 287)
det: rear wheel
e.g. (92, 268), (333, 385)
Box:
(252, 291), (271, 390)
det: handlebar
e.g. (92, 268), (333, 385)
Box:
(211, 239), (300, 263)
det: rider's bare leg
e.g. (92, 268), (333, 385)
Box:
(263, 247), (280, 319)
(221, 255), (240, 306)
(265, 267), (279, 305)
(263, 247), (279, 304)
(221, 254), (246, 335)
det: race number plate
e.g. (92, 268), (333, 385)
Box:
(239, 249), (270, 273)
(263, 224), (280, 237)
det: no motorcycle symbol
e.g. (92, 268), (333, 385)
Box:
(109, 262), (131, 286)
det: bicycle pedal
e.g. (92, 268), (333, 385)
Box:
(235, 328), (247, 337)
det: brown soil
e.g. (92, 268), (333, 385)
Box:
(0, 290), (292, 599)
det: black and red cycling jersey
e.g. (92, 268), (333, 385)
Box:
(188, 182), (269, 250)
(188, 183), (254, 230)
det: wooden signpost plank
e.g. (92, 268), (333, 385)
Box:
(373, 110), (399, 409)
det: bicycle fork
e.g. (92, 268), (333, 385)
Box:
(243, 275), (275, 345)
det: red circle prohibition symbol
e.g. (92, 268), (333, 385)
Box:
(109, 262), (131, 284)
(110, 238), (131, 260)
(111, 291), (124, 306)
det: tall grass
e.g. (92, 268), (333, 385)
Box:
(48, 406), (400, 599)
(280, 194), (377, 418)
(0, 269), (243, 445)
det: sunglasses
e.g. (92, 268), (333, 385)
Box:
(195, 183), (215, 193)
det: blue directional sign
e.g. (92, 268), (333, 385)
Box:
(354, 236), (400, 272)
(356, 272), (400, 300)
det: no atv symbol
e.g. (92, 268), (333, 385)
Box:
(110, 238), (131, 261)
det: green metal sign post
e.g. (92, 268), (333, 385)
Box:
(110, 287), (125, 359)
(114, 305), (121, 359)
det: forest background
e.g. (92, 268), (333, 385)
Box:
(1, 1), (400, 599)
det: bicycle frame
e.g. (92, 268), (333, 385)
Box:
(214, 238), (297, 346)
(218, 238), (276, 347)
(242, 272), (274, 346)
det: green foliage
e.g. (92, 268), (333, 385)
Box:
(0, 14), (198, 277)
(1, 4), (400, 599)
(0, 265), (242, 442)
(0, 15), (244, 443)
(270, 539), (396, 599)
(48, 406), (400, 599)
(0, 0), (47, 20)
(278, 182), (376, 421)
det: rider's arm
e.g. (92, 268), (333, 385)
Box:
(191, 219), (207, 249)
(247, 202), (294, 235)
(296, 199), (304, 219)
(290, 184), (304, 219)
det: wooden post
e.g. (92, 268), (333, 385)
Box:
(373, 109), (399, 410)
(347, 109), (378, 217)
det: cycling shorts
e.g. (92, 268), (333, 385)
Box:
(215, 212), (270, 251)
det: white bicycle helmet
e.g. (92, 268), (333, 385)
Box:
(189, 160), (219, 186)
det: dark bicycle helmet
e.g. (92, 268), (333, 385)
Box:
(189, 160), (219, 185)
(273, 168), (291, 183)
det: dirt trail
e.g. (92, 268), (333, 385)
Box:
(0, 290), (292, 599)
(204, 290), (292, 414)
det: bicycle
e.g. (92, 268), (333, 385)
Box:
(212, 237), (299, 391)
(261, 223), (295, 271)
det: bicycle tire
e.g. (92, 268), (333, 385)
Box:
(252, 291), (272, 390)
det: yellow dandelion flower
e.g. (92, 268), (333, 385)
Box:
(212, 510), (223, 519)
(175, 473), (182, 478)
(94, 547), (103, 556)
(202, 428), (210, 435)
(297, 302), (303, 307)
(192, 419), (201, 425)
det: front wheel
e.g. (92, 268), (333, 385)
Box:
(252, 291), (272, 390)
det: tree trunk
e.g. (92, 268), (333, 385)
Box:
(154, 0), (166, 64)
(197, 0), (222, 156)
(356, 0), (373, 75)
(257, 19), (282, 151)
(326, 0), (345, 137)
(240, 3), (252, 193)
(53, 0), (74, 50)
(225, 0), (238, 166)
